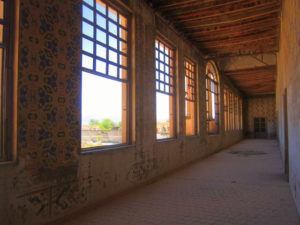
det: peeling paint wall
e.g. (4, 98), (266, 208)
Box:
(277, 0), (300, 215)
(0, 1), (243, 225)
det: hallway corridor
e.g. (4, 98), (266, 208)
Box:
(57, 140), (300, 225)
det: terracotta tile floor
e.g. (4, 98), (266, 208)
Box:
(59, 139), (300, 225)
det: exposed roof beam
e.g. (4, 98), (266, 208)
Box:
(181, 10), (280, 29)
(185, 17), (279, 35)
(174, 1), (280, 22)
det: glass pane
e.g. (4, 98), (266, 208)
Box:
(96, 14), (106, 29)
(186, 100), (196, 136)
(0, 25), (3, 43)
(82, 5), (94, 22)
(96, 29), (106, 44)
(108, 7), (117, 21)
(119, 14), (127, 27)
(109, 35), (117, 49)
(96, 59), (106, 74)
(82, 54), (93, 69)
(82, 38), (94, 54)
(0, 1), (4, 20)
(156, 92), (171, 139)
(119, 28), (127, 41)
(96, 44), (106, 59)
(96, 0), (106, 15)
(81, 72), (124, 148)
(119, 68), (127, 79)
(108, 21), (117, 35)
(119, 55), (127, 66)
(108, 64), (117, 77)
(82, 21), (94, 38)
(83, 0), (93, 7)
(109, 50), (117, 63)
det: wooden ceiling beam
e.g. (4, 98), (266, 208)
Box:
(185, 17), (279, 35)
(199, 36), (277, 48)
(223, 65), (276, 95)
(193, 28), (279, 43)
(231, 78), (275, 83)
(223, 65), (276, 73)
(206, 39), (277, 49)
(154, 0), (224, 10)
(181, 10), (280, 29)
(173, 1), (280, 22)
(227, 74), (275, 79)
(161, 0), (276, 17)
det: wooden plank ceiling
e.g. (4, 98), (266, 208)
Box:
(223, 65), (276, 96)
(148, 0), (281, 96)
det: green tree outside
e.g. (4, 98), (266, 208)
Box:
(89, 118), (121, 130)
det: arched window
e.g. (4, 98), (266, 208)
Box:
(206, 61), (219, 134)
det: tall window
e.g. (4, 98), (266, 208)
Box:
(239, 97), (243, 130)
(206, 61), (219, 134)
(233, 94), (238, 130)
(155, 39), (175, 139)
(228, 90), (234, 130)
(184, 59), (197, 136)
(225, 89), (243, 131)
(224, 86), (229, 131)
(0, 0), (15, 161)
(81, 0), (130, 149)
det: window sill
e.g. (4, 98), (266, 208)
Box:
(185, 135), (199, 139)
(207, 133), (220, 137)
(225, 130), (243, 132)
(156, 138), (178, 143)
(0, 160), (16, 166)
(80, 144), (135, 155)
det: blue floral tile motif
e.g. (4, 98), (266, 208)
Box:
(38, 88), (52, 106)
(39, 16), (53, 34)
(39, 50), (53, 70)
(45, 38), (58, 56)
(20, 7), (30, 28)
(21, 46), (29, 68)
(46, 108), (57, 122)
(18, 0), (81, 172)
(20, 86), (27, 105)
(45, 73), (57, 89)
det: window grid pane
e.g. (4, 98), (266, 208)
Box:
(155, 40), (174, 96)
(184, 60), (196, 102)
(82, 0), (128, 82)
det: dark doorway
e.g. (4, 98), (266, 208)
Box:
(254, 117), (267, 138)
(283, 88), (289, 180)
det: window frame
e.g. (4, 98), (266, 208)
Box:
(239, 96), (243, 130)
(223, 86), (229, 132)
(80, 0), (133, 151)
(155, 37), (177, 141)
(184, 57), (197, 136)
(0, 0), (17, 162)
(228, 90), (234, 131)
(205, 61), (220, 135)
(234, 95), (238, 130)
